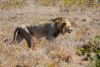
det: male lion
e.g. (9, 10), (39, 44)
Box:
(11, 17), (73, 48)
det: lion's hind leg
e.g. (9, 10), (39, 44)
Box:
(19, 28), (34, 48)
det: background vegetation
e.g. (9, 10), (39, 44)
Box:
(0, 0), (99, 9)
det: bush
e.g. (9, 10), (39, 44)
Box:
(76, 35), (100, 67)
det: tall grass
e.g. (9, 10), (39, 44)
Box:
(35, 0), (97, 8)
(0, 0), (97, 9)
(0, 0), (26, 9)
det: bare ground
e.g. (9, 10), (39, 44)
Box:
(0, 2), (100, 67)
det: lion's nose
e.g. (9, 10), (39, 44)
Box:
(70, 29), (73, 31)
(69, 27), (73, 31)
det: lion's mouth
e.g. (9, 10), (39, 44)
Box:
(68, 31), (71, 33)
(62, 27), (73, 34)
(68, 29), (73, 33)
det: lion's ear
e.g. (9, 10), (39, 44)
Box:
(50, 17), (63, 23)
(50, 18), (56, 22)
(51, 19), (60, 23)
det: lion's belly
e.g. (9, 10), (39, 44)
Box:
(29, 26), (47, 38)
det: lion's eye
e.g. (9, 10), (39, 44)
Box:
(68, 26), (70, 28)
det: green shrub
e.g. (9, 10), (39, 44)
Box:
(76, 35), (100, 66)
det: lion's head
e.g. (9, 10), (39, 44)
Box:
(51, 17), (73, 35)
(62, 18), (73, 33)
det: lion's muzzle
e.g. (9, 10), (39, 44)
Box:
(66, 26), (73, 33)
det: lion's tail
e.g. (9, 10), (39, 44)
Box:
(10, 27), (20, 44)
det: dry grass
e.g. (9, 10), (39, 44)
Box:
(0, 0), (100, 67)
(0, 0), (26, 9)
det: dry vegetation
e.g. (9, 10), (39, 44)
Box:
(0, 0), (100, 67)
(0, 0), (26, 9)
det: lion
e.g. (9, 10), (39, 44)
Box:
(11, 17), (73, 48)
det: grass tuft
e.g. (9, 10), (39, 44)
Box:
(0, 0), (26, 9)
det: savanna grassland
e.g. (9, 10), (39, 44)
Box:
(0, 0), (100, 67)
